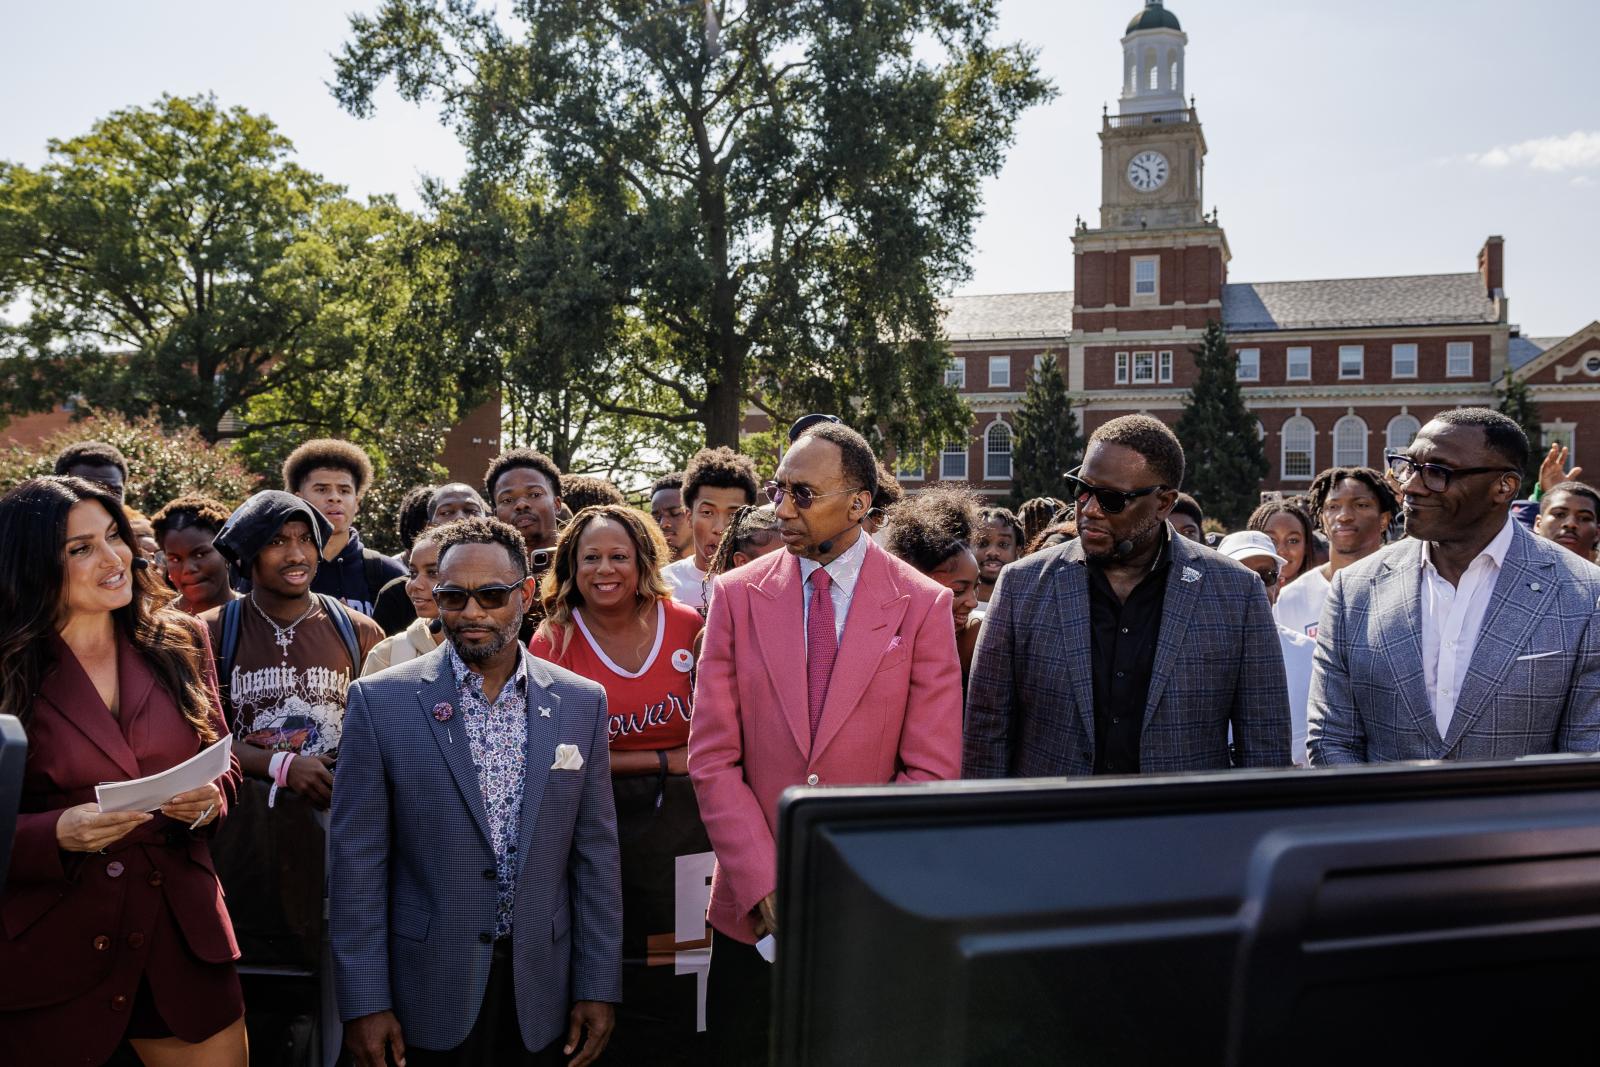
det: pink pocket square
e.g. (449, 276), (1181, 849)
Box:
(886, 635), (903, 652)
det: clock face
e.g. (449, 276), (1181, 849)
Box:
(1126, 150), (1170, 192)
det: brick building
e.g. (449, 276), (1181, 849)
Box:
(904, 0), (1599, 501)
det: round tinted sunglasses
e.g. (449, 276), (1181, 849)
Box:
(764, 481), (861, 509)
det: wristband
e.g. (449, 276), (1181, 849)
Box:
(268, 752), (297, 808)
(267, 752), (287, 784)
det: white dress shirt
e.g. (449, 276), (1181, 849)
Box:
(1420, 516), (1514, 738)
(797, 531), (870, 644)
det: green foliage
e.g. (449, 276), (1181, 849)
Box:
(1173, 321), (1269, 528)
(333, 0), (1049, 457)
(0, 411), (258, 514)
(1012, 353), (1084, 503)
(355, 422), (452, 556)
(1496, 371), (1543, 484)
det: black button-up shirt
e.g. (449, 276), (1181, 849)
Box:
(1084, 532), (1172, 774)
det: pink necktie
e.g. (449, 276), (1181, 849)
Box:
(806, 567), (838, 743)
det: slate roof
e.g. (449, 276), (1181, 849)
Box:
(1221, 273), (1500, 332)
(942, 291), (1074, 340)
(1509, 335), (1560, 370)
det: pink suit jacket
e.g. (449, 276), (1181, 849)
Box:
(688, 537), (963, 943)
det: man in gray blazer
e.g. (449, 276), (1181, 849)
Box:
(1310, 408), (1600, 764)
(964, 415), (1291, 778)
(331, 517), (621, 1066)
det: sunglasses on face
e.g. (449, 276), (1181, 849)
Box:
(1063, 467), (1168, 515)
(1383, 452), (1517, 493)
(764, 480), (860, 510)
(433, 582), (522, 612)
(1256, 568), (1280, 588)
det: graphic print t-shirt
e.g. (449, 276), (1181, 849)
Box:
(1273, 564), (1331, 640)
(530, 599), (703, 751)
(204, 601), (385, 756)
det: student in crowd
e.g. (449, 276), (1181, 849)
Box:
(332, 517), (620, 1067)
(1247, 497), (1316, 587)
(1018, 496), (1066, 548)
(561, 474), (628, 513)
(700, 504), (784, 612)
(393, 485), (438, 562)
(690, 422), (962, 1064)
(486, 448), (564, 557)
(372, 483), (489, 636)
(283, 439), (406, 616)
(963, 415), (1290, 778)
(153, 495), (240, 616)
(1535, 480), (1600, 561)
(531, 505), (709, 1061)
(0, 476), (242, 1066)
(1169, 493), (1205, 543)
(662, 447), (760, 611)
(431, 482), (489, 525)
(864, 462), (902, 538)
(1311, 409), (1600, 764)
(884, 485), (984, 682)
(52, 440), (128, 501)
(972, 506), (1022, 605)
(649, 473), (695, 562)
(1024, 518), (1077, 555)
(362, 527), (447, 676)
(1274, 467), (1397, 640)
(1218, 530), (1313, 766)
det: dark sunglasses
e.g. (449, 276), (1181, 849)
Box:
(433, 582), (522, 612)
(1256, 568), (1280, 588)
(1064, 467), (1168, 515)
(1384, 451), (1518, 493)
(764, 480), (860, 510)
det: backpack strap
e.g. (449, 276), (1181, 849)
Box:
(362, 550), (387, 611)
(317, 593), (363, 677)
(218, 598), (245, 732)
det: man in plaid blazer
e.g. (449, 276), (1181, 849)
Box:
(331, 518), (621, 1065)
(963, 416), (1291, 778)
(1310, 409), (1600, 764)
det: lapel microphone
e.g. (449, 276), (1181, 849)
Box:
(132, 557), (150, 571)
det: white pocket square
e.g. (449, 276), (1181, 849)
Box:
(551, 743), (584, 771)
(1516, 651), (1562, 661)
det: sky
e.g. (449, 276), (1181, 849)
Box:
(3, 0), (1596, 336)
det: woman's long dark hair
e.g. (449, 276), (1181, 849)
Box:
(0, 476), (218, 741)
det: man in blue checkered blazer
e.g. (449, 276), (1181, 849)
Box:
(330, 519), (621, 1065)
(1310, 409), (1600, 765)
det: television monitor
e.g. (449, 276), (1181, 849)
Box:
(773, 759), (1600, 1066)
(0, 715), (26, 886)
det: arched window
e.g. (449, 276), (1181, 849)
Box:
(1281, 416), (1315, 480)
(1148, 56), (1160, 91)
(1333, 415), (1369, 468)
(1171, 59), (1180, 93)
(985, 421), (1013, 481)
(1386, 414), (1421, 453)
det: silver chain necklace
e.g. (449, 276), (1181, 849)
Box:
(248, 592), (317, 663)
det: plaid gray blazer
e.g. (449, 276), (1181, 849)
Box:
(330, 643), (621, 1053)
(1308, 519), (1600, 765)
(963, 529), (1291, 778)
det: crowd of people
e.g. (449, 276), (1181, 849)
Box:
(4, 404), (1600, 1065)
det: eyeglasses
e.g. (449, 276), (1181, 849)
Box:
(764, 481), (860, 510)
(1064, 467), (1168, 515)
(865, 507), (887, 525)
(1384, 452), (1518, 493)
(433, 582), (522, 612)
(1256, 568), (1280, 588)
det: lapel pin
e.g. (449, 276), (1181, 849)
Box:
(539, 705), (552, 718)
(1181, 566), (1201, 584)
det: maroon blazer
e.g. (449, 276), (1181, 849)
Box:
(0, 624), (240, 1058)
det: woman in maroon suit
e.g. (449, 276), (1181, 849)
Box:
(0, 477), (245, 1065)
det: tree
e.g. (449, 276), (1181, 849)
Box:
(1011, 353), (1083, 503)
(333, 0), (1050, 457)
(1496, 370), (1543, 485)
(1173, 320), (1269, 528)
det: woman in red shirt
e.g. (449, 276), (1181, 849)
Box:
(531, 504), (708, 1063)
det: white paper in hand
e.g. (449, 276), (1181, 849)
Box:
(96, 734), (232, 813)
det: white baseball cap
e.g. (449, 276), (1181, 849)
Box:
(1217, 530), (1288, 568)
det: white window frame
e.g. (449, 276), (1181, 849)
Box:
(1281, 416), (1316, 481)
(1333, 415), (1369, 468)
(1385, 414), (1420, 452)
(1132, 256), (1159, 303)
(1338, 345), (1365, 380)
(1542, 424), (1577, 468)
(944, 358), (966, 389)
(1391, 343), (1418, 379)
(1286, 346), (1312, 381)
(1158, 350), (1173, 384)
(988, 355), (1011, 388)
(1115, 352), (1130, 384)
(1133, 351), (1156, 383)
(1447, 341), (1474, 377)
(896, 454), (924, 481)
(1236, 348), (1260, 382)
(940, 441), (968, 481)
(984, 421), (1013, 481)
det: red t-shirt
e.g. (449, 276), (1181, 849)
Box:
(530, 599), (702, 751)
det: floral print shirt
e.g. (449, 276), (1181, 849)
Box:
(449, 645), (530, 939)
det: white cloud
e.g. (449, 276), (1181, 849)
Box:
(1468, 131), (1600, 173)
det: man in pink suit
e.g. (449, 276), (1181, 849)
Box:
(689, 419), (964, 1063)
